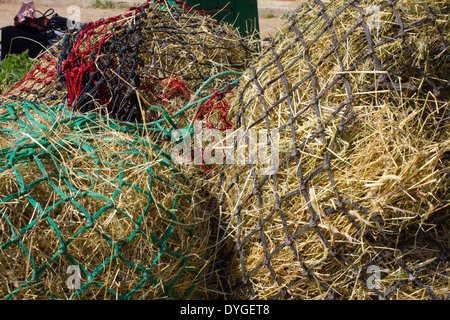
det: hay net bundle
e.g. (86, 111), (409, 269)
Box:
(0, 0), (258, 300)
(220, 0), (449, 300)
(57, 0), (256, 133)
(0, 100), (217, 300)
(1, 0), (256, 138)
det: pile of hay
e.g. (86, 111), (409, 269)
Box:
(1, 50), (64, 108)
(2, 0), (257, 128)
(2, 0), (448, 301)
(0, 100), (218, 300)
(58, 0), (257, 125)
(220, 0), (449, 299)
(0, 0), (258, 300)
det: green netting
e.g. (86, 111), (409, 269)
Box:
(0, 100), (212, 300)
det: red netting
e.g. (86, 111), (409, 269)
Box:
(5, 54), (57, 94)
(195, 90), (234, 131)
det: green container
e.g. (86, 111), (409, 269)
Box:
(183, 0), (260, 37)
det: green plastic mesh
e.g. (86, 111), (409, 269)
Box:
(0, 100), (212, 300)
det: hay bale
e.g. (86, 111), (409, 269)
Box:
(220, 0), (449, 299)
(2, 0), (257, 130)
(0, 100), (217, 300)
(0, 1), (256, 299)
(58, 0), (257, 125)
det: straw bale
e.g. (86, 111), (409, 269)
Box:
(57, 0), (257, 124)
(220, 0), (449, 299)
(0, 101), (218, 299)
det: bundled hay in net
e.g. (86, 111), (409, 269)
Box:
(0, 100), (220, 300)
(0, 0), (259, 300)
(219, 0), (449, 300)
(58, 0), (257, 130)
(1, 0), (257, 137)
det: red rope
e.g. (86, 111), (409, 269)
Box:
(195, 89), (234, 131)
(160, 76), (192, 102)
(141, 75), (191, 106)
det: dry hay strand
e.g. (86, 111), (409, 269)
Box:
(0, 101), (219, 300)
(219, 0), (449, 300)
(58, 0), (258, 126)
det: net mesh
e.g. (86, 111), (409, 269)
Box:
(0, 100), (215, 299)
(221, 0), (449, 300)
(3, 51), (64, 107)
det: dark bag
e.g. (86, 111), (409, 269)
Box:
(14, 1), (54, 33)
(1, 25), (49, 60)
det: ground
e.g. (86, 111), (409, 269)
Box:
(0, 3), (287, 39)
